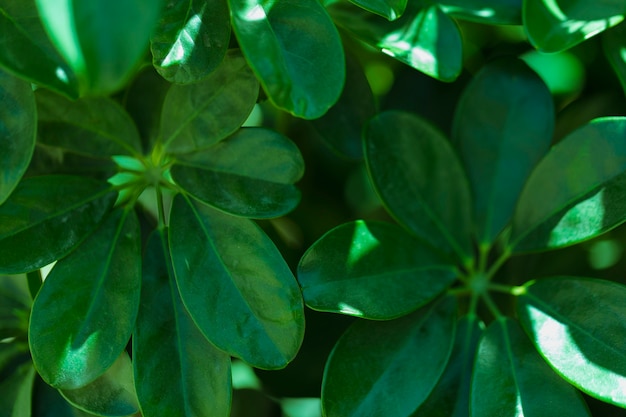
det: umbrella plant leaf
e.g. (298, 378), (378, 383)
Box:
(229, 0), (345, 119)
(29, 209), (141, 390)
(134, 231), (232, 417)
(438, 0), (522, 24)
(161, 50), (259, 153)
(33, 377), (93, 417)
(0, 68), (36, 205)
(322, 296), (457, 417)
(510, 117), (626, 252)
(348, 0), (407, 20)
(0, 175), (115, 274)
(171, 127), (304, 219)
(0, 341), (35, 417)
(517, 276), (626, 407)
(151, 0), (230, 84)
(298, 220), (457, 320)
(169, 195), (305, 369)
(365, 110), (473, 262)
(453, 58), (554, 245)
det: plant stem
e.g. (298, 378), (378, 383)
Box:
(481, 292), (503, 319)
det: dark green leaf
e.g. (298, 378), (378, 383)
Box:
(0, 0), (78, 97)
(151, 0), (230, 84)
(0, 274), (31, 338)
(171, 127), (304, 218)
(161, 50), (259, 153)
(0, 68), (36, 205)
(169, 195), (305, 369)
(438, 0), (522, 25)
(603, 22), (626, 96)
(60, 352), (139, 417)
(471, 317), (590, 416)
(322, 296), (457, 417)
(298, 220), (457, 320)
(510, 117), (626, 252)
(348, 0), (407, 20)
(453, 58), (554, 245)
(29, 209), (141, 389)
(0, 342), (34, 417)
(134, 231), (232, 417)
(517, 276), (626, 407)
(0, 175), (115, 274)
(33, 377), (93, 417)
(365, 111), (473, 262)
(229, 0), (345, 119)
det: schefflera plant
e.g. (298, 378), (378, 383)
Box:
(0, 50), (305, 416)
(298, 58), (626, 417)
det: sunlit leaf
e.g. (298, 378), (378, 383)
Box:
(518, 276), (626, 407)
(298, 220), (457, 320)
(152, 0), (230, 84)
(438, 0), (522, 24)
(322, 297), (457, 417)
(603, 22), (626, 97)
(348, 0), (407, 20)
(169, 195), (305, 369)
(29, 209), (141, 389)
(229, 0), (345, 119)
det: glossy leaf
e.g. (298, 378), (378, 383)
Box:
(0, 342), (35, 417)
(135, 231), (232, 417)
(365, 111), (473, 261)
(35, 0), (165, 95)
(169, 195), (305, 369)
(453, 58), (554, 245)
(523, 0), (625, 53)
(36, 89), (142, 158)
(151, 0), (230, 84)
(0, 69), (36, 205)
(0, 0), (78, 97)
(438, 0), (522, 24)
(603, 22), (626, 97)
(0, 175), (115, 274)
(229, 0), (345, 119)
(161, 50), (259, 153)
(471, 318), (590, 416)
(0, 274), (31, 338)
(60, 352), (139, 417)
(171, 127), (304, 218)
(298, 220), (457, 320)
(348, 0), (407, 20)
(322, 296), (457, 417)
(510, 117), (626, 252)
(29, 209), (141, 389)
(517, 276), (626, 407)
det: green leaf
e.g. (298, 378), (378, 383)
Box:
(453, 58), (554, 245)
(298, 220), (457, 320)
(171, 127), (304, 219)
(0, 274), (31, 338)
(348, 0), (407, 20)
(29, 209), (141, 390)
(134, 231), (232, 417)
(0, 341), (34, 417)
(36, 89), (142, 158)
(322, 296), (457, 417)
(35, 0), (165, 95)
(161, 50), (259, 153)
(0, 68), (36, 205)
(523, 0), (625, 53)
(60, 352), (139, 417)
(0, 175), (115, 274)
(33, 377), (93, 417)
(365, 110), (473, 262)
(229, 0), (345, 119)
(470, 317), (590, 416)
(438, 0), (522, 25)
(510, 117), (626, 252)
(517, 276), (626, 407)
(603, 22), (626, 97)
(0, 0), (78, 97)
(169, 195), (305, 369)
(151, 0), (230, 84)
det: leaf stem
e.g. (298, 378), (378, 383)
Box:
(156, 185), (167, 231)
(481, 292), (503, 319)
(485, 247), (511, 280)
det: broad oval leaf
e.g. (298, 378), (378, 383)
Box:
(161, 50), (259, 153)
(453, 58), (554, 245)
(439, 0), (522, 25)
(298, 220), (457, 320)
(471, 318), (590, 416)
(348, 0), (407, 20)
(517, 276), (626, 407)
(0, 341), (35, 417)
(29, 209), (141, 389)
(229, 0), (345, 119)
(169, 195), (305, 369)
(0, 69), (36, 204)
(322, 296), (457, 417)
(365, 111), (473, 262)
(510, 117), (626, 252)
(151, 0), (230, 84)
(135, 231), (232, 417)
(0, 175), (115, 274)
(171, 127), (304, 218)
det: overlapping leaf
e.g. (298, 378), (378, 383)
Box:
(348, 0), (407, 20)
(32, 378), (93, 417)
(603, 22), (626, 96)
(438, 0), (521, 24)
(0, 341), (34, 417)
(0, 274), (31, 338)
